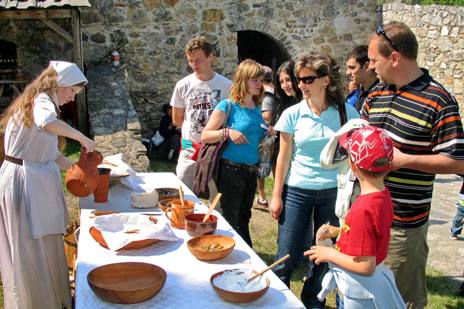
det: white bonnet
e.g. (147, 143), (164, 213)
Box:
(49, 61), (88, 87)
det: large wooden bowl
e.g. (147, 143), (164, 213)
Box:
(87, 262), (166, 304)
(187, 234), (235, 261)
(89, 226), (159, 251)
(210, 269), (270, 303)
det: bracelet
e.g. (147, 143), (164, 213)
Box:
(223, 128), (229, 141)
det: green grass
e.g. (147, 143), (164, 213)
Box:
(1, 151), (462, 308)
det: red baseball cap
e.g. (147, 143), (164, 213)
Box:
(339, 126), (393, 172)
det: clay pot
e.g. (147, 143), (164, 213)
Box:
(65, 148), (103, 197)
(94, 168), (111, 203)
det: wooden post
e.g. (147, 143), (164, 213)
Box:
(71, 8), (88, 135)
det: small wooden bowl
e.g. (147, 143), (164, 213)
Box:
(157, 198), (175, 212)
(185, 213), (217, 237)
(87, 262), (166, 304)
(187, 234), (235, 261)
(89, 227), (159, 250)
(210, 269), (270, 303)
(156, 187), (180, 200)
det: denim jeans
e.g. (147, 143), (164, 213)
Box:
(451, 204), (464, 236)
(273, 185), (338, 308)
(216, 161), (257, 247)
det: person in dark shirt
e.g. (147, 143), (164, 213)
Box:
(345, 45), (378, 112)
(159, 103), (180, 160)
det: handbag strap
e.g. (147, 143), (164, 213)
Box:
(338, 102), (347, 126)
(221, 99), (232, 129)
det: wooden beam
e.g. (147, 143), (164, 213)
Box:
(41, 18), (73, 44)
(71, 9), (88, 135)
(0, 9), (72, 20)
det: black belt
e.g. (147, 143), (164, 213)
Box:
(4, 155), (23, 166)
(221, 158), (258, 174)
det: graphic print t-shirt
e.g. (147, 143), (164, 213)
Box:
(170, 73), (232, 144)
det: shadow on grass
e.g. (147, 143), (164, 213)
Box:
(426, 269), (464, 308)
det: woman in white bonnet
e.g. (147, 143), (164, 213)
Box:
(0, 61), (95, 308)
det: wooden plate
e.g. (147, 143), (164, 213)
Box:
(89, 226), (159, 250)
(87, 262), (166, 304)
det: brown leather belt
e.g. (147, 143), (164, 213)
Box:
(4, 155), (23, 166)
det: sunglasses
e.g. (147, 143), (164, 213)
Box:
(376, 24), (399, 52)
(297, 74), (326, 85)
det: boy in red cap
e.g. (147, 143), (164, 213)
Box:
(306, 125), (405, 308)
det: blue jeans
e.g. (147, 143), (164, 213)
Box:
(216, 161), (257, 247)
(273, 185), (338, 308)
(451, 204), (464, 236)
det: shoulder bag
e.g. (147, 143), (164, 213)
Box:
(193, 100), (232, 199)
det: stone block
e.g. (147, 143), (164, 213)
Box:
(143, 0), (161, 10)
(202, 9), (225, 22)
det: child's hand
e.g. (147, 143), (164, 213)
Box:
(316, 224), (339, 241)
(304, 245), (334, 265)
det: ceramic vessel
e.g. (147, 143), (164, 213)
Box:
(185, 213), (217, 237)
(65, 149), (103, 197)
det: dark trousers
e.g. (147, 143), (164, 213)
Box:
(216, 161), (257, 247)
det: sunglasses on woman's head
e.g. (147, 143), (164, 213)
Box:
(297, 74), (325, 85)
(376, 25), (399, 52)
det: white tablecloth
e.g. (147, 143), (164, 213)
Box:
(75, 172), (304, 308)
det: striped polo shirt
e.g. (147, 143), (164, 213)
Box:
(362, 69), (464, 228)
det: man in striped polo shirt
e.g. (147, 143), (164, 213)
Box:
(364, 21), (464, 309)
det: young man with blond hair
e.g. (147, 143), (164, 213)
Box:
(170, 36), (232, 189)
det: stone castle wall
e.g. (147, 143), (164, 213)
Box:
(383, 3), (464, 108)
(80, 0), (378, 136)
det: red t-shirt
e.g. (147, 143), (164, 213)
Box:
(335, 189), (393, 265)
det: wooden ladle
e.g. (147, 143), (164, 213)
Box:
(247, 254), (290, 283)
(178, 186), (185, 207)
(202, 193), (222, 223)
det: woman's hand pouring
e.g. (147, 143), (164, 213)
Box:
(80, 135), (96, 153)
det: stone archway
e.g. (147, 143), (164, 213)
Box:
(237, 30), (290, 73)
(231, 18), (295, 75)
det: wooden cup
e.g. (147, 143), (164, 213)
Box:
(165, 199), (195, 229)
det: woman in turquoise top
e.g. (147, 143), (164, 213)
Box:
(270, 53), (359, 308)
(202, 59), (267, 246)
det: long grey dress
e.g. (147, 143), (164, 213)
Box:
(0, 93), (72, 309)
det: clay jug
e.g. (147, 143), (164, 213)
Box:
(65, 148), (103, 197)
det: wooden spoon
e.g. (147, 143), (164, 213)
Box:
(178, 186), (185, 207)
(202, 193), (222, 223)
(247, 254), (290, 283)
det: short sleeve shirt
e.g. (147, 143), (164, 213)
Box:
(274, 100), (360, 190)
(5, 93), (60, 163)
(216, 99), (266, 165)
(336, 189), (393, 265)
(170, 72), (232, 144)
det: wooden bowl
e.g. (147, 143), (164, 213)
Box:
(156, 187), (180, 200)
(185, 213), (217, 237)
(210, 269), (270, 303)
(87, 262), (166, 304)
(157, 198), (175, 212)
(187, 234), (235, 261)
(89, 226), (159, 250)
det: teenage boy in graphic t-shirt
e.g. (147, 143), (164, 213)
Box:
(170, 36), (232, 190)
(306, 126), (405, 309)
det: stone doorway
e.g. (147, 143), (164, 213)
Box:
(237, 30), (290, 74)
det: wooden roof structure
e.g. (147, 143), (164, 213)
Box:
(0, 0), (90, 10)
(0, 0), (91, 133)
